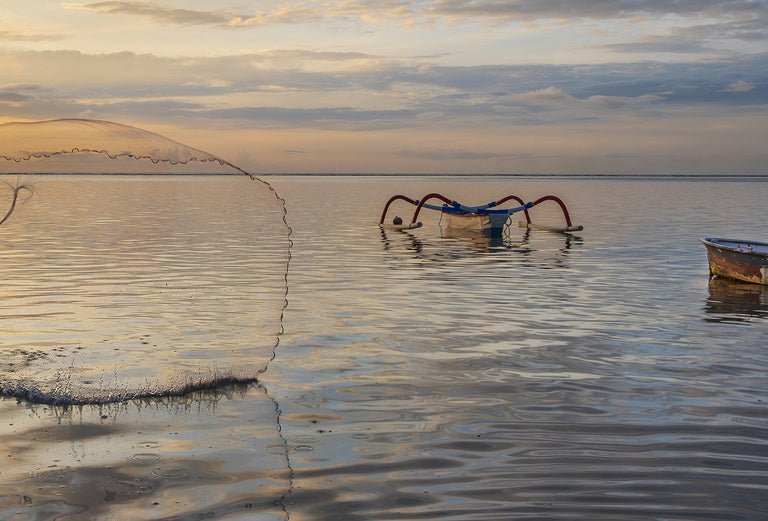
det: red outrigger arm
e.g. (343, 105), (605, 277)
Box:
(494, 194), (531, 226)
(378, 194), (419, 225)
(519, 195), (582, 232)
(410, 193), (454, 225)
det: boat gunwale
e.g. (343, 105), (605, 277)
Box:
(701, 237), (768, 258)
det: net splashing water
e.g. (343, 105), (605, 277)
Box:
(0, 119), (290, 405)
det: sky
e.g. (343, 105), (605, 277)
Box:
(1, 1), (767, 174)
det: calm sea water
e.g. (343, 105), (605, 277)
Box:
(2, 175), (768, 520)
(0, 176), (288, 402)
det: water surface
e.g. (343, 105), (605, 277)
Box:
(0, 175), (287, 402)
(2, 175), (768, 520)
(265, 176), (768, 520)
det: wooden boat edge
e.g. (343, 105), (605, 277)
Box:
(701, 237), (768, 285)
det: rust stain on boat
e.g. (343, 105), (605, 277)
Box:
(702, 237), (768, 285)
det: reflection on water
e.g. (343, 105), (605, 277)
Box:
(380, 226), (580, 266)
(705, 276), (768, 323)
(0, 384), (291, 521)
(0, 175), (292, 520)
(265, 176), (768, 521)
(4, 175), (768, 520)
(0, 176), (288, 404)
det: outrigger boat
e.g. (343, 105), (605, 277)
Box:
(701, 237), (768, 285)
(379, 192), (583, 235)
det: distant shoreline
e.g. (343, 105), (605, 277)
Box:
(258, 173), (768, 178)
(9, 172), (768, 179)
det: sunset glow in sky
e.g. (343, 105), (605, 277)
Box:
(2, 1), (767, 174)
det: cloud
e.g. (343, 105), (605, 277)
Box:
(599, 14), (768, 56)
(724, 80), (756, 92)
(585, 94), (664, 109)
(66, 2), (230, 26)
(225, 7), (323, 27)
(599, 38), (715, 55)
(0, 28), (66, 43)
(66, 0), (429, 28)
(65, 1), (768, 34)
(670, 15), (768, 43)
(506, 86), (665, 110)
(1, 46), (765, 130)
(254, 49), (388, 63)
(511, 86), (574, 104)
(4, 2), (767, 174)
(426, 0), (767, 22)
(66, 1), (322, 28)
(197, 106), (420, 130)
(0, 84), (43, 104)
(61, 1), (768, 63)
(397, 148), (533, 161)
(0, 91), (34, 103)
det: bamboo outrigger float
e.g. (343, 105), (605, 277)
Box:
(379, 192), (583, 235)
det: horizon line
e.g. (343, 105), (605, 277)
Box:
(5, 172), (768, 178)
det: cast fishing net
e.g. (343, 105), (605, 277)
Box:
(0, 119), (290, 404)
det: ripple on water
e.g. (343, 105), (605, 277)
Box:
(150, 466), (190, 479)
(128, 453), (162, 464)
(268, 177), (768, 521)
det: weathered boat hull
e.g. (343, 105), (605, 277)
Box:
(442, 212), (508, 235)
(701, 237), (768, 285)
